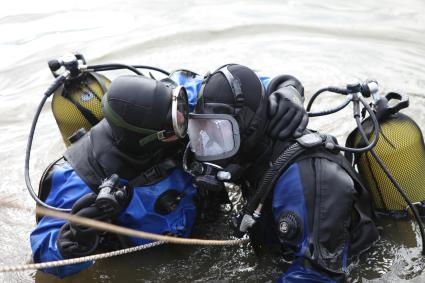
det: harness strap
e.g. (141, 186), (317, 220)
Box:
(128, 158), (179, 188)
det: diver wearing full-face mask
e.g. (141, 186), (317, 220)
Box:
(30, 75), (198, 278)
(185, 64), (379, 282)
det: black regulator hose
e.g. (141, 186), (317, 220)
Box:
(355, 116), (425, 255)
(308, 95), (352, 117)
(89, 64), (144, 76)
(307, 86), (349, 112)
(88, 64), (170, 76)
(25, 72), (72, 212)
(332, 95), (380, 153)
(133, 65), (170, 76)
(245, 142), (306, 215)
(246, 94), (380, 216)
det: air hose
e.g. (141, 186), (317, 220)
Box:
(307, 95), (352, 117)
(25, 71), (73, 212)
(331, 94), (380, 153)
(306, 86), (349, 112)
(88, 64), (170, 76)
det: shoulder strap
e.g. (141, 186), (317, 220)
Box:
(128, 158), (179, 188)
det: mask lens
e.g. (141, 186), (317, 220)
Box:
(172, 87), (189, 138)
(188, 114), (240, 161)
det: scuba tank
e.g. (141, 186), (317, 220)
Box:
(48, 54), (110, 146)
(347, 92), (425, 212)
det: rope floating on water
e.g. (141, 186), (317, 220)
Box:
(35, 206), (248, 246)
(0, 241), (166, 272)
(0, 203), (249, 272)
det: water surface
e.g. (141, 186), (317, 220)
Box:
(1, 0), (425, 282)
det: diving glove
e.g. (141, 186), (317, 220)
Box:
(267, 75), (308, 140)
(57, 175), (129, 259)
(57, 193), (108, 259)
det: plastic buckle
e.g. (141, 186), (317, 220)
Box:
(296, 133), (323, 148)
(157, 131), (166, 140)
(143, 166), (161, 182)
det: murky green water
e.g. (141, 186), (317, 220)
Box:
(1, 0), (425, 281)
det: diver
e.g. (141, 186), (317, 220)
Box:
(184, 64), (380, 282)
(30, 75), (198, 278)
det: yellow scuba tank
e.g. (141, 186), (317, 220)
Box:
(347, 92), (425, 212)
(52, 72), (110, 146)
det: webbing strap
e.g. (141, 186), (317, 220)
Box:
(128, 158), (179, 188)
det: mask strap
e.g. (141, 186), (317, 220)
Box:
(195, 71), (212, 113)
(218, 66), (244, 114)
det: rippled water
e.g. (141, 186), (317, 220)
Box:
(1, 0), (424, 282)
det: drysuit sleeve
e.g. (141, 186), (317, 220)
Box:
(271, 159), (358, 282)
(30, 163), (93, 278)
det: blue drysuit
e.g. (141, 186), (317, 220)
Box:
(30, 162), (197, 278)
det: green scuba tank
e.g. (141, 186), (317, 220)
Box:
(52, 72), (110, 146)
(347, 92), (425, 212)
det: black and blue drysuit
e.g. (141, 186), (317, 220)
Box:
(181, 73), (379, 282)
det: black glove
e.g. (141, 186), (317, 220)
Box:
(57, 174), (129, 259)
(57, 193), (109, 259)
(267, 76), (309, 140)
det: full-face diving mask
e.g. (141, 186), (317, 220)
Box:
(187, 113), (240, 162)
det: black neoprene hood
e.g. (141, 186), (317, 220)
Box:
(195, 64), (268, 159)
(104, 75), (173, 132)
(102, 75), (175, 154)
